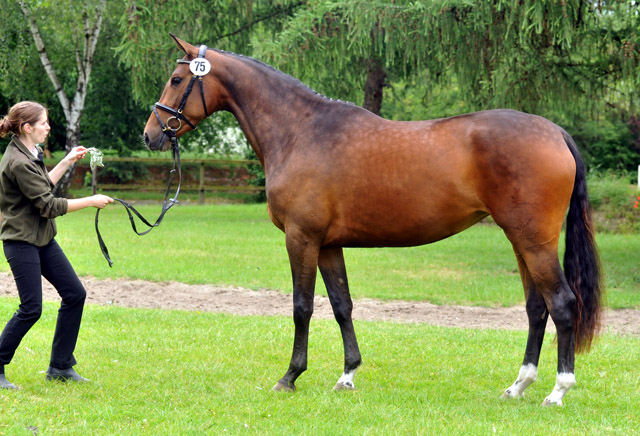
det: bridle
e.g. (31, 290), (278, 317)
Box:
(94, 45), (210, 267)
(153, 44), (210, 136)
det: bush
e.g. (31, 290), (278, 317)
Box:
(587, 172), (640, 233)
(572, 118), (639, 173)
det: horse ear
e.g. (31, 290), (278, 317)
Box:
(169, 34), (196, 57)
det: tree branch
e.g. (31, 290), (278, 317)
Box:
(18, 1), (71, 120)
(214, 1), (306, 42)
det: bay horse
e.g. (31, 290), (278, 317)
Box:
(143, 35), (603, 406)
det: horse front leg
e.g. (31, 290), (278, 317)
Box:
(272, 229), (320, 392)
(318, 246), (361, 391)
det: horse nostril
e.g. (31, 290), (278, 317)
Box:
(144, 132), (150, 146)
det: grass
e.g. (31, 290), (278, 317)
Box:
(0, 301), (639, 435)
(1, 203), (639, 434)
(0, 203), (635, 309)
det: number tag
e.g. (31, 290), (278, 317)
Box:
(190, 58), (212, 76)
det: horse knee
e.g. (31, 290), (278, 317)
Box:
(331, 301), (353, 325)
(293, 301), (313, 324)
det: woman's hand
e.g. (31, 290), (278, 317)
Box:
(91, 195), (114, 209)
(66, 195), (114, 213)
(65, 146), (88, 164)
(49, 146), (89, 185)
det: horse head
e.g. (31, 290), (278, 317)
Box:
(144, 35), (223, 151)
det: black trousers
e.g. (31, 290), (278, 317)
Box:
(0, 239), (86, 369)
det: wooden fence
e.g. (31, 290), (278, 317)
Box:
(83, 157), (264, 204)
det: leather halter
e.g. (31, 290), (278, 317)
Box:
(94, 45), (210, 267)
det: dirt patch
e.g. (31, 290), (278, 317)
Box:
(1, 271), (638, 336)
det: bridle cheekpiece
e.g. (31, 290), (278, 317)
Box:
(152, 44), (210, 144)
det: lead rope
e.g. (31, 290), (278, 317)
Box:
(95, 44), (207, 266)
(94, 134), (182, 267)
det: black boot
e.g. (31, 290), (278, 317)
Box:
(45, 366), (90, 383)
(0, 367), (19, 390)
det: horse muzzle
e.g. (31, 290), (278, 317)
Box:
(144, 129), (172, 152)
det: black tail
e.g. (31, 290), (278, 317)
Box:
(562, 130), (604, 353)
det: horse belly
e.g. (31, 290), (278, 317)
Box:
(323, 195), (488, 248)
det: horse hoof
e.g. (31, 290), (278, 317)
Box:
(272, 381), (295, 392)
(334, 381), (355, 391)
(542, 397), (563, 407)
(500, 389), (522, 399)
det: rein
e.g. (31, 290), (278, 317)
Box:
(95, 45), (209, 267)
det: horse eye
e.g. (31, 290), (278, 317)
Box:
(171, 77), (182, 86)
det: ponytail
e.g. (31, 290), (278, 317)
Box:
(0, 101), (48, 138)
(0, 115), (14, 138)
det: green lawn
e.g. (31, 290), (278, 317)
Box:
(0, 301), (638, 435)
(1, 203), (634, 308)
(1, 204), (639, 434)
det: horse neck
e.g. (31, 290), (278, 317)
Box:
(213, 51), (344, 168)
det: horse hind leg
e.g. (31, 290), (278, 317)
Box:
(541, 279), (577, 406)
(508, 243), (577, 406)
(502, 250), (549, 399)
(318, 246), (362, 391)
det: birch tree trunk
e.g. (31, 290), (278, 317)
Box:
(19, 0), (106, 197)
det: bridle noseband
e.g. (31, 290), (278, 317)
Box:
(95, 45), (211, 267)
(152, 44), (210, 139)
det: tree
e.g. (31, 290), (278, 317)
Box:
(19, 0), (106, 196)
(252, 0), (639, 120)
(0, 0), (106, 196)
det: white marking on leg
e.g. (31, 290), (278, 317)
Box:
(502, 364), (538, 398)
(542, 372), (576, 406)
(334, 369), (357, 390)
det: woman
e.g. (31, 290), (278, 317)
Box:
(0, 101), (113, 390)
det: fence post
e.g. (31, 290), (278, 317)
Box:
(92, 167), (97, 195)
(199, 162), (205, 204)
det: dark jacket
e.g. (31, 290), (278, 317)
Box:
(0, 135), (68, 246)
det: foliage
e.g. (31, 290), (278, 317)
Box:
(0, 0), (69, 151)
(182, 111), (252, 155)
(573, 118), (639, 173)
(115, 0), (305, 105)
(243, 146), (267, 203)
(79, 16), (150, 156)
(253, 0), (639, 116)
(98, 161), (150, 184)
(0, 0), (140, 155)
